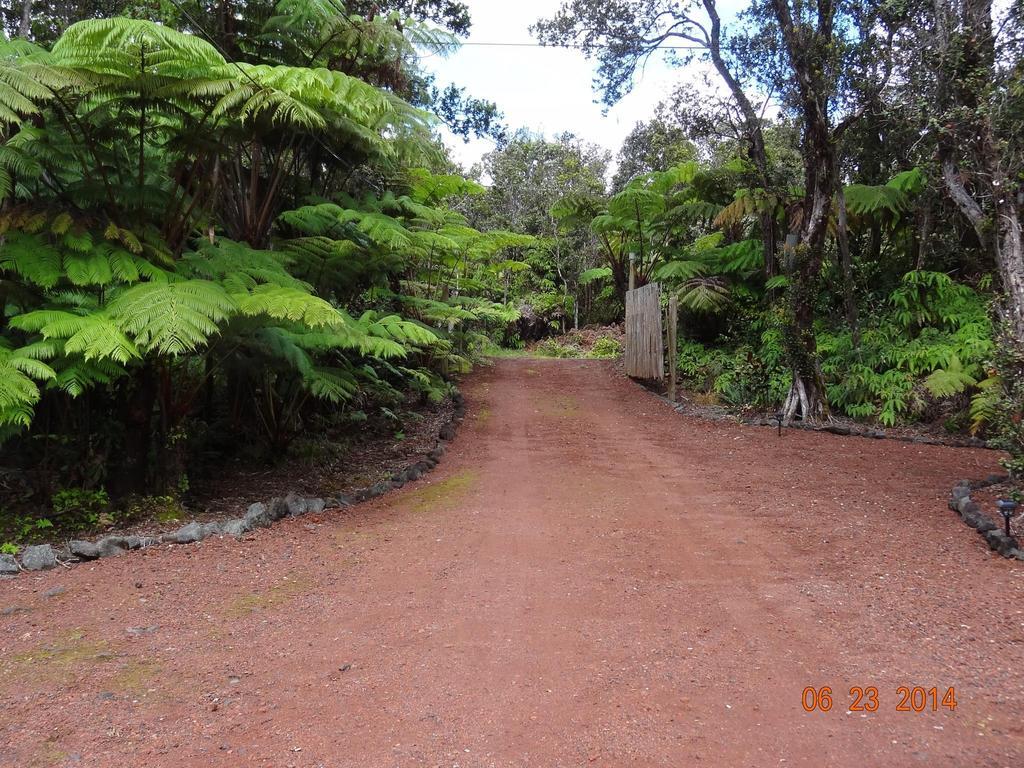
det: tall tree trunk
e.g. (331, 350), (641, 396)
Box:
(934, 0), (1024, 338)
(995, 194), (1024, 338)
(110, 366), (157, 498)
(913, 205), (932, 270)
(18, 0), (32, 38)
(834, 167), (860, 346)
(703, 0), (778, 278)
(772, 0), (839, 423)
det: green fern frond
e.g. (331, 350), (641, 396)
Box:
(970, 376), (1001, 434)
(0, 342), (57, 430)
(50, 358), (126, 397)
(0, 232), (61, 288)
(842, 184), (908, 218)
(923, 357), (978, 398)
(108, 280), (234, 355)
(305, 366), (358, 402)
(677, 278), (731, 313)
(234, 285), (343, 329)
(364, 313), (439, 346)
(655, 261), (706, 281)
(579, 266), (612, 284)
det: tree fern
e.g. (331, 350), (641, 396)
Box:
(924, 357), (978, 398)
(676, 278), (731, 312)
(360, 311), (439, 346)
(11, 309), (139, 364)
(0, 232), (61, 288)
(305, 366), (359, 403)
(182, 239), (308, 293)
(655, 260), (706, 280)
(50, 18), (225, 76)
(107, 280), (235, 356)
(234, 284), (345, 329)
(0, 38), (64, 125)
(0, 340), (56, 430)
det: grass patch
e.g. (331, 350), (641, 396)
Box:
(400, 470), (478, 513)
(485, 347), (532, 359)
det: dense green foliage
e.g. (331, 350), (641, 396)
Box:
(0, 5), (530, 517)
(464, 131), (612, 338)
(537, 0), (1024, 468)
(3, 0), (1024, 545)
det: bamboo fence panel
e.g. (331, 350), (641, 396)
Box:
(625, 283), (664, 380)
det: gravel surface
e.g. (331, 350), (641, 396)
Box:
(0, 358), (1021, 767)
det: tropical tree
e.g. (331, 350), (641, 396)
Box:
(468, 131), (609, 331)
(0, 10), (528, 501)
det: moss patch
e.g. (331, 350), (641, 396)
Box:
(5, 630), (115, 688)
(400, 470), (478, 513)
(110, 658), (162, 695)
(539, 394), (580, 418)
(24, 735), (67, 768)
(226, 574), (311, 617)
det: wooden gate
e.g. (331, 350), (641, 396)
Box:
(624, 282), (664, 380)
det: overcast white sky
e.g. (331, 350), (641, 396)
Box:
(423, 0), (1012, 173)
(422, 0), (737, 172)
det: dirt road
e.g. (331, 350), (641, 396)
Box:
(2, 359), (1023, 767)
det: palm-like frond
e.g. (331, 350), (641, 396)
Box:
(0, 339), (56, 429)
(0, 231), (61, 288)
(107, 280), (235, 355)
(234, 284), (344, 329)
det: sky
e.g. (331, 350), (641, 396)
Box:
(420, 0), (713, 172)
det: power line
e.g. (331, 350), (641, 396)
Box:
(412, 39), (704, 61)
(452, 41), (705, 50)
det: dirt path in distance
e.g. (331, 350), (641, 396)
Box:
(1, 358), (1022, 767)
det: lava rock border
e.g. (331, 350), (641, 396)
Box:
(1, 391), (468, 576)
(948, 475), (1024, 561)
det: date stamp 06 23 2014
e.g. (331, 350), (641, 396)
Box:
(801, 686), (958, 713)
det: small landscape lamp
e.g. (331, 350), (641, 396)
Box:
(997, 498), (1018, 537)
(774, 410), (784, 437)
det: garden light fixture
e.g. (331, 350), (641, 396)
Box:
(997, 498), (1018, 537)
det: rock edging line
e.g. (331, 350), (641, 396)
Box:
(0, 391), (467, 576)
(948, 475), (1024, 561)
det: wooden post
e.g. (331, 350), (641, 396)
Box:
(667, 295), (678, 402)
(628, 252), (636, 292)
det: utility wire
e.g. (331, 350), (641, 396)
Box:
(451, 41), (704, 49)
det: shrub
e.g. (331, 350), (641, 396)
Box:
(674, 273), (993, 426)
(534, 339), (582, 358)
(51, 488), (110, 528)
(973, 324), (1024, 477)
(589, 337), (622, 359)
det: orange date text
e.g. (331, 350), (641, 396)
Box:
(801, 686), (957, 713)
